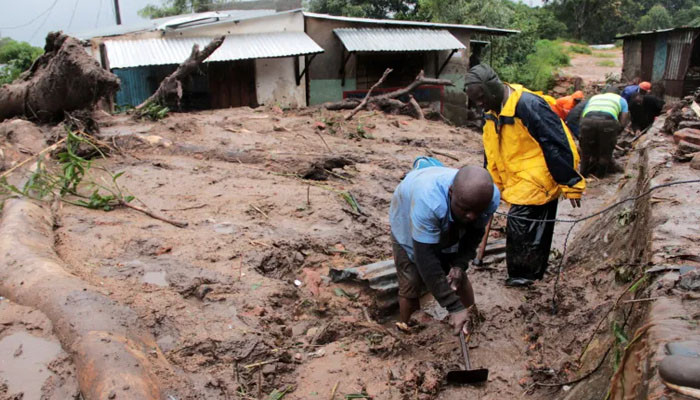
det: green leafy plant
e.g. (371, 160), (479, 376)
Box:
(136, 101), (170, 121)
(0, 129), (135, 212)
(611, 321), (629, 371)
(569, 44), (592, 54)
(266, 386), (290, 400)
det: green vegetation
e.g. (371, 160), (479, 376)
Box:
(138, 0), (228, 18)
(674, 5), (700, 27)
(0, 129), (134, 211)
(597, 60), (617, 67)
(500, 40), (570, 91)
(0, 38), (43, 85)
(636, 4), (674, 32)
(135, 101), (170, 121)
(569, 44), (593, 54)
(593, 52), (617, 58)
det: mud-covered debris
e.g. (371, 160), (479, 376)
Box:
(678, 267), (700, 291)
(0, 32), (120, 122)
(690, 153), (700, 170)
(300, 156), (355, 181)
(400, 361), (445, 397)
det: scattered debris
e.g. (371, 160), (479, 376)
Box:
(324, 70), (453, 120)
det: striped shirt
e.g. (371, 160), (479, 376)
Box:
(583, 93), (628, 120)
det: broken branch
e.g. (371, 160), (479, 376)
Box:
(137, 36), (225, 110)
(121, 202), (188, 228)
(346, 68), (392, 121)
(323, 69), (453, 120)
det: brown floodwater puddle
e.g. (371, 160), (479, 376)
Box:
(0, 332), (62, 400)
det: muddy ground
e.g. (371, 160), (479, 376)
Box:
(561, 45), (622, 83)
(1, 106), (640, 399)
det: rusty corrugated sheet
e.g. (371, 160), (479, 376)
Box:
(622, 39), (642, 82)
(663, 30), (699, 97)
(641, 37), (656, 81)
(333, 28), (466, 52)
(664, 30), (695, 81)
(104, 32), (323, 69)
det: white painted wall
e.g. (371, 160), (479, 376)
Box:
(255, 56), (306, 108)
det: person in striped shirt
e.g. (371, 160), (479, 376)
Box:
(579, 91), (630, 177)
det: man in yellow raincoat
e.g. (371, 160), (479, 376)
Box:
(464, 64), (586, 287)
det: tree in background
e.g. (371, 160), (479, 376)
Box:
(636, 4), (674, 31)
(139, 0), (227, 18)
(675, 5), (700, 26)
(0, 38), (43, 85)
(307, 0), (416, 19)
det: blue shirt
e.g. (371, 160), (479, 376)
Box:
(389, 167), (500, 262)
(621, 85), (639, 102)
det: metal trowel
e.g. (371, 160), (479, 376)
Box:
(446, 332), (489, 385)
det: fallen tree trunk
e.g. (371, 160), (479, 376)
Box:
(324, 70), (453, 120)
(137, 36), (225, 110)
(0, 32), (120, 123)
(0, 199), (183, 399)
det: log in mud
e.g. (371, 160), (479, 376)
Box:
(0, 32), (120, 123)
(0, 199), (180, 399)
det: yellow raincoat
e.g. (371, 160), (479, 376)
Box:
(483, 84), (586, 206)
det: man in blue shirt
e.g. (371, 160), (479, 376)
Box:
(390, 165), (500, 336)
(621, 81), (651, 102)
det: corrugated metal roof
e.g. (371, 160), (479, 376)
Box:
(105, 32), (323, 69)
(304, 12), (519, 36)
(334, 28), (465, 52)
(616, 26), (700, 39)
(71, 9), (278, 40)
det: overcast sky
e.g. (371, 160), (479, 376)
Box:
(0, 0), (151, 46)
(1, 0), (544, 47)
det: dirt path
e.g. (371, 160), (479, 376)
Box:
(4, 106), (637, 399)
(561, 45), (623, 84)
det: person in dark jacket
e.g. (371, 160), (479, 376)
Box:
(464, 64), (585, 287)
(629, 92), (664, 132)
(565, 99), (588, 139)
(390, 164), (500, 334)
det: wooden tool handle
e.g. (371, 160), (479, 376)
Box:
(459, 331), (471, 370)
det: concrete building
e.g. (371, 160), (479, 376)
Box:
(303, 12), (518, 124)
(74, 9), (323, 109)
(617, 27), (700, 99)
(74, 9), (518, 120)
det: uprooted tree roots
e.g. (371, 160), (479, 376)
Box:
(0, 32), (120, 123)
(324, 69), (454, 120)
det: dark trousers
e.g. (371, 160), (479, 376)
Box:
(580, 113), (622, 178)
(506, 200), (558, 280)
